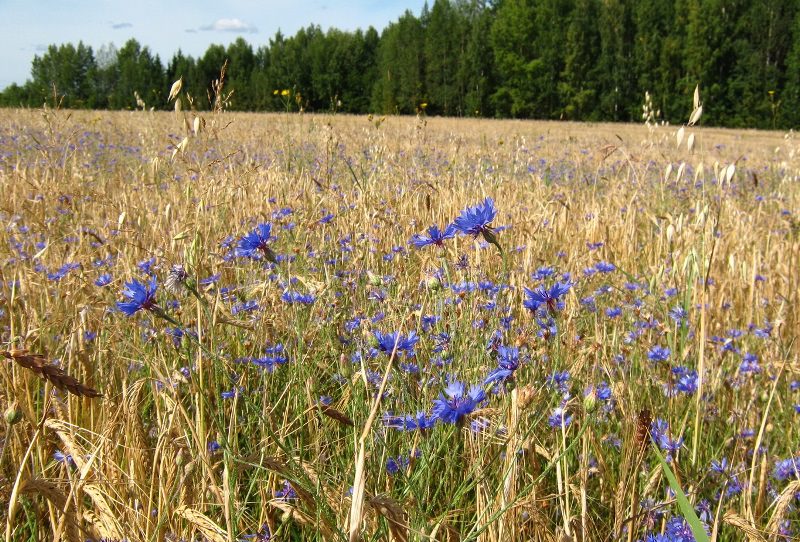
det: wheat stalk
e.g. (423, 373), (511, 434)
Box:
(767, 479), (800, 539)
(3, 350), (101, 398)
(723, 510), (767, 542)
(174, 505), (228, 542)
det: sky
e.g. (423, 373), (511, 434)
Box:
(0, 0), (429, 89)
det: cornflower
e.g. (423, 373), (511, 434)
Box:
(524, 282), (572, 314)
(410, 224), (456, 249)
(431, 381), (485, 425)
(116, 278), (158, 316)
(235, 223), (277, 263)
(452, 197), (502, 251)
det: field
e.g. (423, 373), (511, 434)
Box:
(0, 104), (798, 541)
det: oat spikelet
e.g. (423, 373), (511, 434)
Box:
(3, 349), (102, 398)
(168, 77), (183, 102)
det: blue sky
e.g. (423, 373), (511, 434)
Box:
(0, 0), (428, 89)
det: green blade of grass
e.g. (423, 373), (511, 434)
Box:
(651, 445), (710, 542)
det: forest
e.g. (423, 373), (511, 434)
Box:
(3, 0), (800, 129)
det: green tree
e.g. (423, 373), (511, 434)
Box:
(490, 0), (537, 117)
(460, 1), (497, 117)
(107, 39), (165, 109)
(596, 0), (636, 121)
(372, 10), (425, 114)
(423, 0), (467, 115)
(30, 42), (97, 108)
(0, 83), (34, 107)
(560, 0), (601, 120)
(631, 0), (676, 120)
(196, 44), (228, 109)
(226, 38), (256, 110)
(783, 7), (800, 127)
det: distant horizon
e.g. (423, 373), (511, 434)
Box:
(0, 0), (429, 89)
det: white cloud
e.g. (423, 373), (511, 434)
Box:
(199, 18), (258, 33)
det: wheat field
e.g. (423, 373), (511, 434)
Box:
(0, 104), (798, 541)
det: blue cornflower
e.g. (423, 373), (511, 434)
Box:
(403, 411), (437, 431)
(116, 278), (158, 316)
(531, 266), (555, 281)
(137, 257), (156, 275)
(484, 345), (521, 386)
(431, 381), (486, 425)
(596, 381), (613, 401)
(650, 418), (684, 458)
(281, 290), (316, 305)
(373, 330), (419, 357)
(411, 224), (456, 249)
(232, 300), (260, 314)
(47, 262), (80, 282)
(420, 314), (441, 332)
(54, 449), (76, 468)
(675, 369), (699, 395)
(235, 223), (277, 262)
(386, 455), (410, 476)
(221, 387), (242, 399)
(594, 261), (616, 273)
(274, 480), (297, 501)
(739, 352), (760, 373)
(385, 411), (437, 432)
(664, 515), (707, 541)
(199, 273), (221, 285)
(669, 306), (688, 325)
(536, 315), (559, 339)
(642, 533), (671, 542)
(772, 456), (800, 481)
(605, 306), (622, 318)
(647, 345), (671, 363)
(344, 316), (362, 333)
(548, 406), (572, 429)
(650, 418), (669, 445)
(709, 457), (730, 476)
(95, 273), (112, 287)
(452, 198), (502, 250)
(547, 370), (571, 394)
(523, 282), (572, 314)
(452, 198), (497, 237)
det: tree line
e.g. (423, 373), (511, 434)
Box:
(3, 0), (800, 129)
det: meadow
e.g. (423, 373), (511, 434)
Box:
(0, 101), (798, 541)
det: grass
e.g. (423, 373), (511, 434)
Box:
(0, 103), (798, 541)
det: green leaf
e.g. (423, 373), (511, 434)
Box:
(651, 445), (710, 542)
